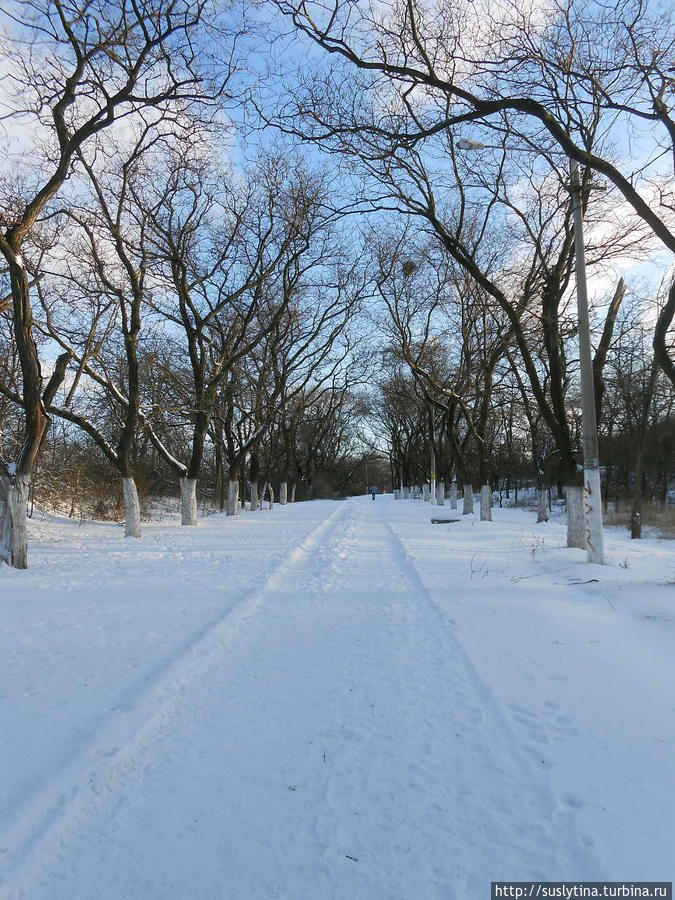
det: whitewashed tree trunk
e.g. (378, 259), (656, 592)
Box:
(1, 474), (30, 569)
(261, 481), (275, 509)
(480, 484), (492, 521)
(450, 481), (457, 509)
(179, 477), (198, 526)
(462, 484), (474, 515)
(436, 483), (445, 505)
(566, 485), (586, 549)
(584, 468), (604, 564)
(250, 482), (259, 512)
(279, 481), (288, 505)
(290, 483), (296, 503)
(537, 488), (549, 523)
(226, 479), (240, 516)
(403, 487), (410, 499)
(122, 477), (142, 538)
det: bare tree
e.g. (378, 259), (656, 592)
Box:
(34, 125), (184, 538)
(371, 230), (511, 516)
(0, 0), (232, 566)
(269, 0), (675, 386)
(600, 292), (673, 537)
(144, 153), (346, 520)
(263, 247), (367, 504)
(259, 14), (648, 541)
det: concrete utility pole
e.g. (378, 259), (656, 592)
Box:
(569, 160), (604, 564)
(430, 406), (436, 505)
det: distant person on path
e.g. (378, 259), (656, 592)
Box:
(370, 485), (377, 501)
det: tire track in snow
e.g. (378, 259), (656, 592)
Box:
(6, 498), (605, 898)
(1, 501), (353, 899)
(276, 500), (607, 895)
(380, 511), (606, 884)
(197, 498), (605, 895)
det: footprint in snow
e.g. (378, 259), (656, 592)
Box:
(563, 792), (584, 809)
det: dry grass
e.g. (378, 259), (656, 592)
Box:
(504, 490), (675, 539)
(603, 501), (675, 539)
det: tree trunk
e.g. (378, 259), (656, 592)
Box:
(629, 465), (645, 533)
(261, 481), (275, 509)
(593, 278), (626, 422)
(630, 363), (659, 538)
(462, 483), (474, 515)
(180, 477), (198, 526)
(249, 450), (260, 511)
(630, 460), (644, 541)
(566, 485), (586, 550)
(1, 474), (30, 569)
(215, 426), (226, 511)
(1, 255), (50, 570)
(280, 424), (295, 503)
(436, 482), (445, 505)
(630, 442), (648, 539)
(122, 476), (141, 538)
(480, 484), (492, 521)
(450, 480), (457, 509)
(659, 463), (668, 509)
(602, 465), (612, 517)
(653, 276), (675, 389)
(227, 479), (240, 517)
(536, 468), (549, 523)
(291, 483), (296, 503)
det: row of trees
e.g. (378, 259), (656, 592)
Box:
(4, 366), (370, 521)
(2, 0), (674, 568)
(0, 0), (373, 567)
(261, 0), (674, 544)
(0, 0), (233, 565)
(373, 297), (673, 527)
(365, 223), (672, 540)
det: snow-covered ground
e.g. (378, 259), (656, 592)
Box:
(1, 495), (673, 898)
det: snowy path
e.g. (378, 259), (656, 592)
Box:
(4, 497), (605, 899)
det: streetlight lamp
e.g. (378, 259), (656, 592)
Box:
(456, 139), (488, 150)
(457, 139), (605, 563)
